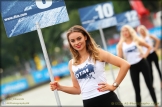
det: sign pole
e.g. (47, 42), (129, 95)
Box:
(99, 28), (120, 99)
(36, 22), (62, 107)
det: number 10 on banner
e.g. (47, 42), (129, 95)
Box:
(95, 2), (114, 19)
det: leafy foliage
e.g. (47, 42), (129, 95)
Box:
(1, 0), (160, 73)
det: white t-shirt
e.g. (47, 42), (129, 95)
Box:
(142, 36), (154, 54)
(72, 56), (109, 100)
(122, 42), (142, 65)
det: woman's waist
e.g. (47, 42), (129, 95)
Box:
(81, 87), (109, 100)
(130, 58), (146, 67)
(126, 56), (142, 65)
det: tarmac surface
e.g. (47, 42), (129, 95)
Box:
(1, 61), (161, 107)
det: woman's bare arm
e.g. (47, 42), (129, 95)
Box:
(50, 60), (81, 94)
(98, 48), (130, 90)
(138, 40), (152, 58)
(150, 35), (160, 51)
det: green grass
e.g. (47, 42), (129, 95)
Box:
(1, 74), (23, 84)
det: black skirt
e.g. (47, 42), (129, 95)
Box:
(83, 91), (124, 107)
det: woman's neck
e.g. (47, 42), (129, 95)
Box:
(125, 37), (133, 44)
(142, 35), (147, 38)
(77, 48), (89, 63)
(78, 49), (89, 58)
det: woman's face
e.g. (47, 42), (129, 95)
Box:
(68, 32), (87, 51)
(139, 28), (146, 37)
(121, 27), (130, 38)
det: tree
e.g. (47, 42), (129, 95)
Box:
(0, 0), (137, 73)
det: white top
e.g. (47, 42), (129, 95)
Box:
(143, 36), (154, 54)
(122, 42), (142, 65)
(72, 56), (109, 100)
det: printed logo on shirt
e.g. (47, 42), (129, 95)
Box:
(75, 64), (95, 79)
(126, 46), (138, 53)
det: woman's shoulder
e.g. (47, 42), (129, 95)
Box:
(68, 59), (73, 66)
(97, 48), (111, 61)
(97, 48), (105, 54)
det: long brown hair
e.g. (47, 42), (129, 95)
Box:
(67, 25), (100, 65)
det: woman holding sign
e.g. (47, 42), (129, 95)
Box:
(137, 25), (162, 89)
(50, 25), (130, 107)
(117, 25), (158, 107)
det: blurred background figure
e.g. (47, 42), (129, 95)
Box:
(117, 25), (158, 107)
(137, 25), (162, 89)
(152, 11), (161, 27)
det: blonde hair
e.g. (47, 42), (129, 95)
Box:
(137, 25), (150, 38)
(67, 25), (100, 65)
(117, 25), (144, 56)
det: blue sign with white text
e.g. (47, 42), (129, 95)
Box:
(116, 10), (140, 31)
(1, 78), (29, 96)
(1, 0), (69, 37)
(78, 2), (117, 32)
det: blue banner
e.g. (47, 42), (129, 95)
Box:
(1, 78), (29, 96)
(78, 2), (117, 32)
(31, 69), (50, 84)
(116, 10), (140, 31)
(107, 44), (117, 55)
(148, 26), (162, 40)
(1, 0), (69, 37)
(32, 62), (69, 84)
(0, 62), (70, 96)
(51, 62), (69, 77)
